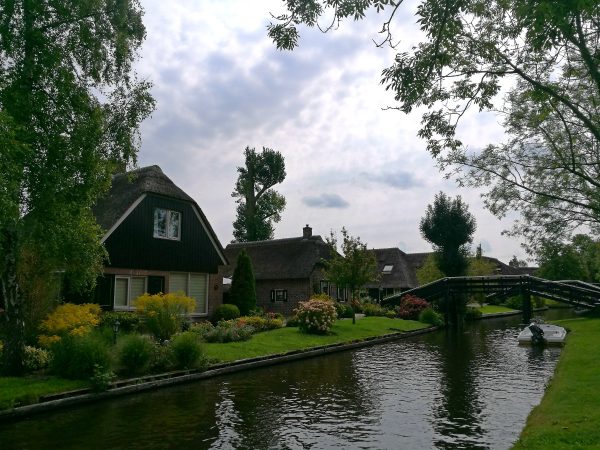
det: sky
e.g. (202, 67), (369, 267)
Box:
(134, 0), (526, 263)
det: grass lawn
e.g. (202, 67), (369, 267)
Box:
(478, 305), (519, 314)
(0, 376), (87, 411)
(203, 316), (428, 362)
(512, 317), (600, 450)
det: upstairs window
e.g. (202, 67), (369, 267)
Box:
(382, 264), (394, 274)
(154, 208), (181, 240)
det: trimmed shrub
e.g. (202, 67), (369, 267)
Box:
(23, 346), (51, 372)
(118, 334), (155, 376)
(135, 292), (195, 342)
(286, 315), (300, 327)
(418, 307), (444, 327)
(236, 315), (284, 332)
(38, 303), (101, 348)
(203, 320), (254, 343)
(362, 302), (387, 317)
(170, 332), (207, 370)
(465, 307), (483, 321)
(503, 296), (522, 310)
(396, 295), (430, 320)
(229, 249), (256, 316)
(49, 334), (111, 379)
(335, 302), (354, 318)
(213, 304), (241, 323)
(100, 311), (141, 333)
(295, 299), (337, 334)
(90, 364), (116, 392)
(385, 309), (396, 319)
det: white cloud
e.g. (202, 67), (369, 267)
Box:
(135, 0), (527, 263)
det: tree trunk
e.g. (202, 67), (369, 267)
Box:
(1, 228), (25, 375)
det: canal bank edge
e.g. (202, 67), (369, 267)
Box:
(0, 327), (437, 422)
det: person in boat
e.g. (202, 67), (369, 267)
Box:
(529, 321), (545, 345)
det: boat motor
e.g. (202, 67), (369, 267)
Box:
(529, 322), (545, 345)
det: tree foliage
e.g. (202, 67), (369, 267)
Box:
(0, 0), (154, 374)
(420, 192), (476, 277)
(268, 0), (600, 250)
(416, 253), (445, 285)
(229, 249), (257, 316)
(324, 228), (378, 300)
(232, 146), (286, 242)
(536, 234), (600, 282)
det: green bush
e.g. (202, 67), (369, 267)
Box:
(385, 309), (396, 319)
(213, 304), (241, 323)
(171, 332), (207, 370)
(229, 249), (256, 315)
(203, 320), (254, 343)
(465, 307), (483, 321)
(90, 364), (116, 392)
(50, 334), (111, 379)
(418, 307), (444, 326)
(295, 299), (337, 334)
(396, 295), (430, 320)
(100, 311), (141, 333)
(286, 315), (300, 327)
(135, 292), (195, 342)
(504, 296), (522, 309)
(533, 296), (545, 308)
(362, 302), (387, 317)
(23, 346), (51, 372)
(118, 334), (155, 376)
(149, 344), (174, 373)
(334, 302), (354, 318)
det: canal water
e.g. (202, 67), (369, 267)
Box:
(1, 310), (573, 450)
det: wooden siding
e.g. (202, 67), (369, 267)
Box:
(104, 194), (222, 273)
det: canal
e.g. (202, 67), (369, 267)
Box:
(1, 310), (573, 450)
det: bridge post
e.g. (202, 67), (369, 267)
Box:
(521, 290), (532, 324)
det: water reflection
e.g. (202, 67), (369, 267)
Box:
(0, 311), (572, 450)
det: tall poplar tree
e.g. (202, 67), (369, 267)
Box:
(232, 146), (286, 242)
(0, 0), (155, 374)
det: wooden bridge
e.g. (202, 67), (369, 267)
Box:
(380, 275), (600, 322)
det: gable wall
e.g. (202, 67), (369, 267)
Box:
(104, 194), (223, 273)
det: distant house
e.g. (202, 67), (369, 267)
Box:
(364, 248), (419, 301)
(223, 225), (345, 316)
(91, 165), (227, 317)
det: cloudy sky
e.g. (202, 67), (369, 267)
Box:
(134, 0), (526, 262)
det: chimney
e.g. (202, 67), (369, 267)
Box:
(303, 224), (312, 239)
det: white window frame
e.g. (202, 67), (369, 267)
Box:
(168, 272), (209, 316)
(271, 289), (288, 302)
(153, 208), (181, 241)
(114, 276), (147, 310)
(320, 280), (330, 295)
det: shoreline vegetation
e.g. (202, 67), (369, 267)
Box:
(512, 317), (600, 450)
(0, 317), (428, 412)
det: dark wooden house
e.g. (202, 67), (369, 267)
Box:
(364, 248), (419, 301)
(223, 225), (345, 315)
(92, 165), (227, 317)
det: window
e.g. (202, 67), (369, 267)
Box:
(153, 208), (181, 240)
(382, 264), (394, 274)
(320, 280), (330, 295)
(114, 276), (146, 309)
(169, 272), (208, 315)
(336, 286), (347, 302)
(271, 289), (288, 302)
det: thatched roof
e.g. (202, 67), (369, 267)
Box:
(93, 165), (226, 262)
(365, 247), (418, 289)
(223, 234), (332, 280)
(405, 251), (536, 277)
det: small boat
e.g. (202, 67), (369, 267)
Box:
(517, 322), (567, 345)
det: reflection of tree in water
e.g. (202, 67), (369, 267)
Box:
(424, 326), (486, 450)
(215, 350), (377, 449)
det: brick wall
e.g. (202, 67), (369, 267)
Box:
(256, 278), (313, 316)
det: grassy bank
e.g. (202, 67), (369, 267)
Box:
(203, 317), (427, 362)
(478, 305), (518, 315)
(512, 317), (600, 450)
(0, 317), (428, 411)
(0, 377), (86, 411)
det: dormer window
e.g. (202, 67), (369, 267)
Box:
(382, 264), (393, 274)
(154, 208), (181, 240)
